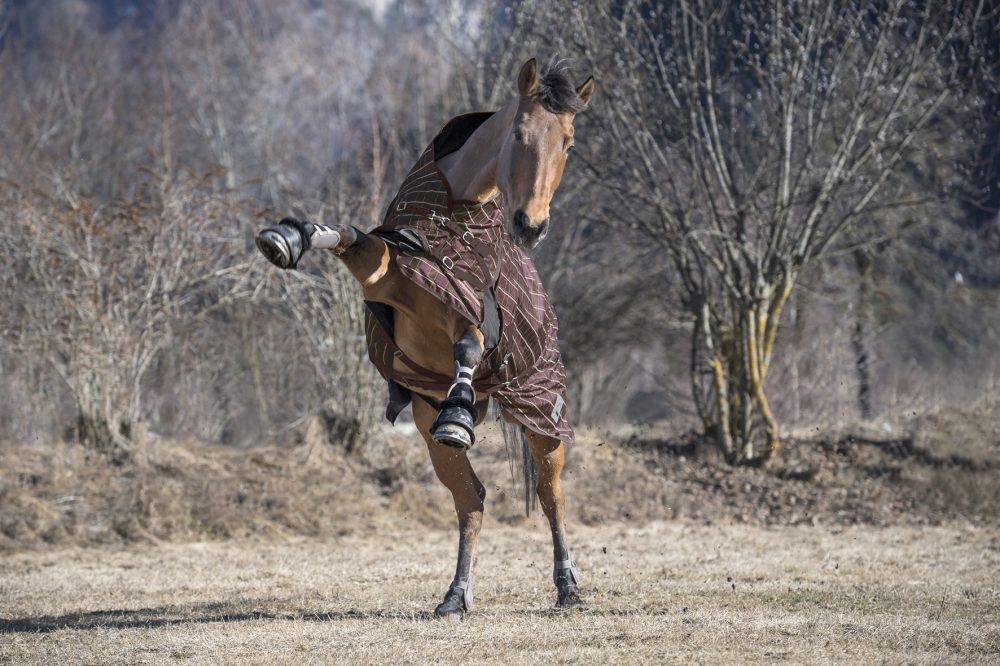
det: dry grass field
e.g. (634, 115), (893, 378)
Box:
(2, 403), (999, 663)
(2, 522), (998, 664)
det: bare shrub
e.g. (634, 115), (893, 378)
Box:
(529, 0), (999, 462)
(0, 177), (249, 453)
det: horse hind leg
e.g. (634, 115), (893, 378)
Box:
(413, 396), (486, 619)
(256, 218), (351, 268)
(524, 429), (583, 608)
(430, 326), (485, 450)
(255, 218), (395, 289)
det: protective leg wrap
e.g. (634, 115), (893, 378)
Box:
(431, 373), (478, 450)
(434, 576), (473, 618)
(450, 576), (474, 611)
(554, 558), (580, 586)
(554, 557), (584, 608)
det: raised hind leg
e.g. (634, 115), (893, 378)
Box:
(524, 429), (583, 608)
(255, 218), (396, 290)
(413, 396), (485, 619)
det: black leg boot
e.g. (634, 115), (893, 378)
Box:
(431, 365), (478, 450)
(256, 217), (313, 269)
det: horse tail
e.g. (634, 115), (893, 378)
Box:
(495, 402), (537, 516)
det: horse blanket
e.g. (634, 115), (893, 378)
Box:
(364, 113), (574, 445)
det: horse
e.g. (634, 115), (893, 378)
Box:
(255, 58), (595, 619)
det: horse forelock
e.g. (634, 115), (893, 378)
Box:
(535, 58), (587, 115)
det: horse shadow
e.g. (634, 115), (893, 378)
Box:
(0, 601), (607, 633)
(0, 601), (437, 633)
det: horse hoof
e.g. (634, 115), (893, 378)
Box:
(434, 590), (467, 620)
(256, 230), (292, 268)
(556, 588), (584, 608)
(432, 423), (473, 450)
(435, 607), (464, 622)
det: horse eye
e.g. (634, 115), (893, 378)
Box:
(513, 130), (525, 143)
(566, 143), (575, 154)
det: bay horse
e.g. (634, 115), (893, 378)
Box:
(256, 59), (595, 618)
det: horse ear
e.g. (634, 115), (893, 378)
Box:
(576, 76), (596, 106)
(518, 58), (539, 97)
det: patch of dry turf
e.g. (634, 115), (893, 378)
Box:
(1, 523), (998, 664)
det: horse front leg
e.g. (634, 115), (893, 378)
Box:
(524, 430), (584, 608)
(413, 396), (485, 619)
(429, 325), (485, 450)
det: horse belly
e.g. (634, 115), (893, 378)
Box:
(392, 309), (455, 372)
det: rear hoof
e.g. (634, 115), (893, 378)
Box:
(256, 230), (292, 268)
(434, 588), (468, 620)
(435, 608), (464, 622)
(432, 423), (473, 450)
(556, 587), (584, 608)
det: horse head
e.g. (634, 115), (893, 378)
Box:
(496, 59), (595, 249)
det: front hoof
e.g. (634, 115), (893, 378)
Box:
(431, 398), (477, 451)
(432, 423), (473, 450)
(556, 587), (585, 608)
(434, 588), (468, 620)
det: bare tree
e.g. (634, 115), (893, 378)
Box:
(0, 173), (257, 455)
(555, 0), (997, 463)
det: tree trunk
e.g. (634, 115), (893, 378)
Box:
(692, 284), (791, 465)
(852, 250), (874, 420)
(73, 409), (133, 456)
(69, 380), (137, 458)
(693, 300), (735, 459)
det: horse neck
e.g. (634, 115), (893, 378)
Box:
(437, 99), (517, 204)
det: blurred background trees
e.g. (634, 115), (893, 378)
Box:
(545, 0), (996, 463)
(0, 0), (997, 462)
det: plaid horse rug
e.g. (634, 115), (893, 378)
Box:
(364, 113), (574, 445)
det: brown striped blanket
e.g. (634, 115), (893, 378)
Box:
(364, 113), (573, 445)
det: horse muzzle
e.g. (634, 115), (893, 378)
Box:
(511, 210), (549, 249)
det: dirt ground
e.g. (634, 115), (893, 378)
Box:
(1, 522), (998, 664)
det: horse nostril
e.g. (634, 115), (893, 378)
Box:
(514, 210), (529, 231)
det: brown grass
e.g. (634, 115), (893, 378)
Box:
(2, 404), (999, 662)
(4, 402), (998, 554)
(1, 523), (998, 664)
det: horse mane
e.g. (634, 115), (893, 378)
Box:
(536, 59), (588, 115)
